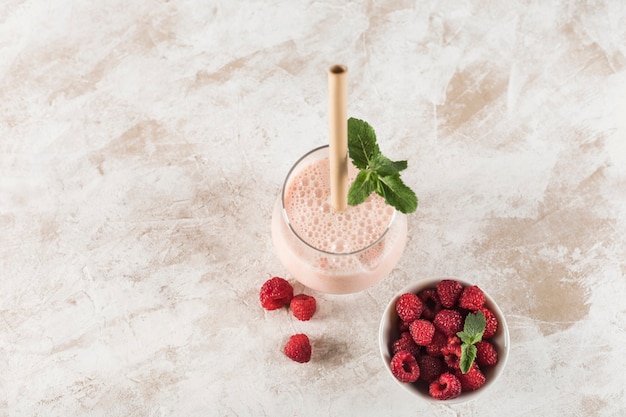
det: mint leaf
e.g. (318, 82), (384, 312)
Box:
(463, 311), (486, 341)
(377, 174), (418, 214)
(456, 331), (472, 344)
(347, 118), (379, 170)
(457, 311), (487, 374)
(346, 118), (418, 214)
(456, 329), (482, 345)
(348, 170), (377, 206)
(370, 153), (407, 177)
(460, 343), (477, 374)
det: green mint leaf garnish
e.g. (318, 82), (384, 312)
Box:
(462, 310), (486, 341)
(457, 311), (487, 374)
(347, 117), (379, 170)
(378, 174), (418, 214)
(370, 154), (407, 177)
(347, 170), (377, 206)
(347, 118), (418, 214)
(456, 331), (472, 343)
(460, 343), (478, 374)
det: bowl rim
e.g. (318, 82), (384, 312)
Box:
(378, 277), (510, 404)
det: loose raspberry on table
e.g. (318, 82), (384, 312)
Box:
(284, 333), (311, 363)
(290, 294), (316, 321)
(417, 288), (442, 320)
(458, 285), (486, 311)
(259, 277), (294, 310)
(433, 309), (464, 337)
(390, 350), (421, 383)
(409, 319), (436, 346)
(395, 292), (424, 323)
(479, 306), (499, 338)
(475, 340), (498, 367)
(392, 331), (421, 358)
(429, 372), (462, 400)
(436, 279), (463, 308)
(419, 355), (445, 383)
(456, 364), (486, 391)
(425, 330), (448, 357)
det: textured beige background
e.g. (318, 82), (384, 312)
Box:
(1, 1), (626, 416)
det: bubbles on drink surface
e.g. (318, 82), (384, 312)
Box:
(285, 158), (394, 254)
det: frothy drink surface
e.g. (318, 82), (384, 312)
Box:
(284, 157), (394, 254)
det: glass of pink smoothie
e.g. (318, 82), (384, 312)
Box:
(271, 145), (408, 294)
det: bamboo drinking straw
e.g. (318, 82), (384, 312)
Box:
(328, 65), (348, 212)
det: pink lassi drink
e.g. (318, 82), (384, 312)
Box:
(271, 145), (408, 294)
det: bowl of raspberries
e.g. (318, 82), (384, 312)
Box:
(379, 278), (510, 403)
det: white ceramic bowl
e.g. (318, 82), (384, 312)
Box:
(379, 277), (510, 404)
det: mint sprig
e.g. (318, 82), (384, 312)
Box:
(347, 118), (418, 214)
(457, 311), (486, 374)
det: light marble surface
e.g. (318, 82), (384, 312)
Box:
(1, 1), (626, 416)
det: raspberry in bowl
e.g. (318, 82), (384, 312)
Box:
(378, 277), (510, 404)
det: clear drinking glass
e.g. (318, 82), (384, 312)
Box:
(271, 145), (408, 294)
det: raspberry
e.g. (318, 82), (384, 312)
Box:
(447, 335), (461, 347)
(436, 280), (463, 308)
(433, 309), (463, 337)
(390, 350), (420, 383)
(409, 319), (436, 346)
(284, 333), (311, 363)
(456, 364), (486, 391)
(392, 331), (421, 358)
(425, 330), (448, 356)
(479, 306), (499, 338)
(475, 340), (498, 367)
(395, 293), (424, 323)
(429, 372), (462, 400)
(441, 338), (462, 370)
(417, 289), (442, 320)
(290, 294), (316, 321)
(259, 277), (293, 310)
(419, 355), (444, 383)
(458, 285), (486, 311)
(398, 320), (410, 333)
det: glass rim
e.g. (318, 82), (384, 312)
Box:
(280, 144), (397, 256)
